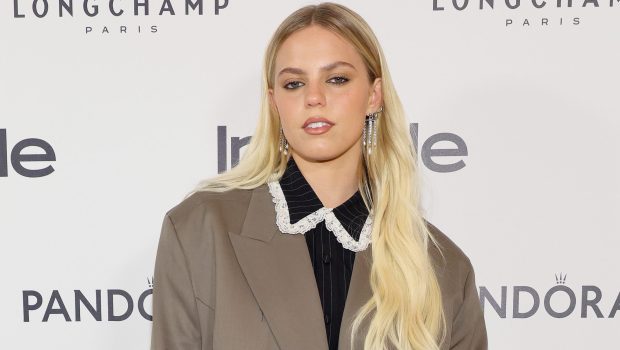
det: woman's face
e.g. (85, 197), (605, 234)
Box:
(268, 25), (382, 164)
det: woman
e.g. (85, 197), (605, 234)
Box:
(151, 2), (487, 350)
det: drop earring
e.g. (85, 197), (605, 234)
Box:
(279, 127), (289, 155)
(363, 106), (383, 155)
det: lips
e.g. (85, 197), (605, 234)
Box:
(302, 116), (334, 135)
(302, 117), (335, 129)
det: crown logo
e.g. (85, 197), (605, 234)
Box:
(147, 276), (154, 288)
(555, 273), (567, 285)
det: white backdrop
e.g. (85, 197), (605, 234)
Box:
(1, 0), (619, 349)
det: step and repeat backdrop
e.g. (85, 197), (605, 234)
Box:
(1, 0), (618, 349)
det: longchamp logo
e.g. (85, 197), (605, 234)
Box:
(22, 278), (154, 322)
(216, 123), (470, 174)
(480, 273), (620, 318)
(432, 0), (620, 27)
(12, 0), (231, 35)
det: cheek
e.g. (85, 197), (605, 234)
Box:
(272, 100), (293, 132)
(331, 89), (368, 124)
(274, 93), (304, 120)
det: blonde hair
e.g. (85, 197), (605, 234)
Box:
(192, 2), (446, 349)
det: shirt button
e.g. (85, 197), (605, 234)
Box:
(323, 255), (331, 264)
(324, 313), (330, 324)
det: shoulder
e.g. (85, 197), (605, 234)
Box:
(425, 221), (488, 347)
(424, 219), (476, 298)
(166, 188), (252, 222)
(425, 221), (488, 348)
(163, 187), (254, 244)
(425, 220), (473, 272)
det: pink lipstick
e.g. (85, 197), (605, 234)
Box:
(302, 117), (334, 135)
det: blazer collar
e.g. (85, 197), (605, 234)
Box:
(228, 184), (373, 350)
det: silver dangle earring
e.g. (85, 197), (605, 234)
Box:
(279, 127), (289, 155)
(363, 106), (383, 155)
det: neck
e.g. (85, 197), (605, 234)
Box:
(290, 149), (362, 208)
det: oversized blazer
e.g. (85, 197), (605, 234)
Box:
(151, 184), (488, 350)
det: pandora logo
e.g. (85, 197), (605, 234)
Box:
(480, 273), (620, 319)
(22, 278), (154, 322)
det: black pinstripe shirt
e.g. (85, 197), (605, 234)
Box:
(279, 157), (370, 350)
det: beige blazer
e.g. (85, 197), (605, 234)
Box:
(151, 184), (488, 350)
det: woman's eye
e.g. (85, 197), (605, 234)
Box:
(282, 76), (348, 89)
(283, 81), (304, 89)
(329, 76), (349, 84)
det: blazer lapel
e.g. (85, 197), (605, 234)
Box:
(228, 184), (329, 350)
(229, 184), (375, 350)
(339, 243), (373, 350)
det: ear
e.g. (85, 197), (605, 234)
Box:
(268, 88), (277, 114)
(366, 77), (383, 115)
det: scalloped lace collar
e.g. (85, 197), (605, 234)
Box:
(266, 160), (373, 252)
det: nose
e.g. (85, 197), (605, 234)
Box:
(304, 81), (326, 108)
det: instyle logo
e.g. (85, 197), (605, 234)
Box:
(22, 278), (153, 322)
(480, 273), (620, 318)
(1, 129), (56, 178)
(432, 0), (620, 27)
(216, 123), (469, 174)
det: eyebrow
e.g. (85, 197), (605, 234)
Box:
(277, 61), (357, 77)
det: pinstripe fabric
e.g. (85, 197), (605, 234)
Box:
(279, 157), (370, 350)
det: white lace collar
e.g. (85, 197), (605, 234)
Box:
(266, 179), (373, 252)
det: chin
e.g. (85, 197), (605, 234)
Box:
(293, 147), (351, 163)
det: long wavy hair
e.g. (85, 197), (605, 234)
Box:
(192, 2), (446, 349)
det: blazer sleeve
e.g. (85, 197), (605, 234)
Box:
(449, 262), (488, 350)
(151, 213), (212, 350)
